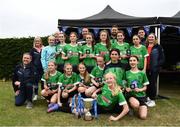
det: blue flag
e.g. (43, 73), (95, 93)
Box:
(62, 26), (68, 32)
(144, 26), (150, 35)
(93, 28), (99, 37)
(78, 27), (82, 35)
(126, 27), (133, 37)
(160, 25), (166, 33)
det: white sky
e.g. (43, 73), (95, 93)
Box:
(0, 0), (180, 38)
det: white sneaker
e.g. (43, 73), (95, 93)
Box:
(26, 101), (33, 109)
(146, 100), (156, 107)
(40, 96), (45, 100)
(33, 95), (38, 101)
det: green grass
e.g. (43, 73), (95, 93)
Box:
(0, 81), (180, 126)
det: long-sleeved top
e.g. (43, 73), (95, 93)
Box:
(41, 45), (56, 71)
(12, 63), (37, 92)
(147, 44), (165, 72)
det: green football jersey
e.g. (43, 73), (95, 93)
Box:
(80, 44), (96, 67)
(125, 70), (149, 97)
(110, 38), (117, 44)
(90, 66), (104, 84)
(130, 45), (148, 69)
(90, 66), (104, 78)
(77, 74), (91, 86)
(95, 42), (110, 62)
(97, 83), (127, 110)
(111, 42), (130, 64)
(58, 72), (78, 89)
(41, 71), (62, 90)
(63, 44), (81, 65)
(104, 67), (125, 88)
(55, 43), (66, 64)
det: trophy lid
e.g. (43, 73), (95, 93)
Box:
(83, 98), (94, 102)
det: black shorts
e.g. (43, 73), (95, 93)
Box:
(135, 97), (147, 106)
(60, 90), (78, 103)
(125, 92), (147, 106)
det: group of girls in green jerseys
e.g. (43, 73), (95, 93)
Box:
(14, 27), (164, 121)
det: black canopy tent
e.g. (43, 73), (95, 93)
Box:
(158, 11), (180, 26)
(58, 5), (157, 28)
(157, 11), (180, 73)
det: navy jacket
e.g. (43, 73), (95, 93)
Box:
(12, 63), (37, 92)
(30, 48), (43, 71)
(148, 44), (165, 72)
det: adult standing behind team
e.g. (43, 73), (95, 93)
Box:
(30, 37), (44, 101)
(145, 33), (165, 107)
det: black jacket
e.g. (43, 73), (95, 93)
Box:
(148, 44), (165, 72)
(12, 63), (37, 92)
(30, 48), (43, 70)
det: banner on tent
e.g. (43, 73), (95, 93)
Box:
(78, 28), (82, 35)
(144, 26), (150, 35)
(62, 26), (68, 32)
(126, 27), (133, 37)
(160, 24), (167, 33)
(93, 28), (99, 37)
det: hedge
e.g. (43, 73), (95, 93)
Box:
(0, 37), (48, 80)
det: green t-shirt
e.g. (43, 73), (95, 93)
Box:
(110, 38), (117, 44)
(111, 42), (130, 64)
(41, 71), (62, 90)
(55, 43), (66, 64)
(58, 72), (78, 89)
(104, 67), (125, 88)
(95, 42), (110, 62)
(97, 83), (127, 110)
(130, 45), (148, 69)
(90, 66), (104, 84)
(80, 44), (96, 67)
(125, 70), (149, 97)
(63, 44), (81, 65)
(77, 74), (91, 86)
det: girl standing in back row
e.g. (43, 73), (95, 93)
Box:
(95, 30), (111, 63)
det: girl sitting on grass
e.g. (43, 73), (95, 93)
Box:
(77, 63), (91, 98)
(41, 61), (62, 106)
(125, 55), (149, 119)
(85, 56), (105, 98)
(55, 63), (79, 111)
(91, 72), (129, 121)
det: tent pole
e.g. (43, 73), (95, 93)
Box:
(156, 27), (169, 99)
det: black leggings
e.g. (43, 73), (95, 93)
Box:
(146, 70), (159, 100)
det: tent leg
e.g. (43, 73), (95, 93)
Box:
(155, 27), (169, 100)
(156, 75), (170, 100)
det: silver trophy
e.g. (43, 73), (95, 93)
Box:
(83, 98), (94, 121)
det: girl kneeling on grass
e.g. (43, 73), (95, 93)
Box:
(41, 61), (62, 105)
(91, 72), (129, 121)
(125, 55), (149, 120)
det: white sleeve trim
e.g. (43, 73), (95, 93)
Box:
(41, 78), (46, 82)
(90, 74), (95, 78)
(143, 81), (149, 86)
(119, 101), (127, 106)
(144, 54), (149, 57)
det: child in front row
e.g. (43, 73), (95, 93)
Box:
(57, 63), (78, 108)
(91, 72), (129, 121)
(41, 61), (62, 104)
(85, 56), (105, 97)
(77, 63), (91, 98)
(125, 55), (149, 119)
